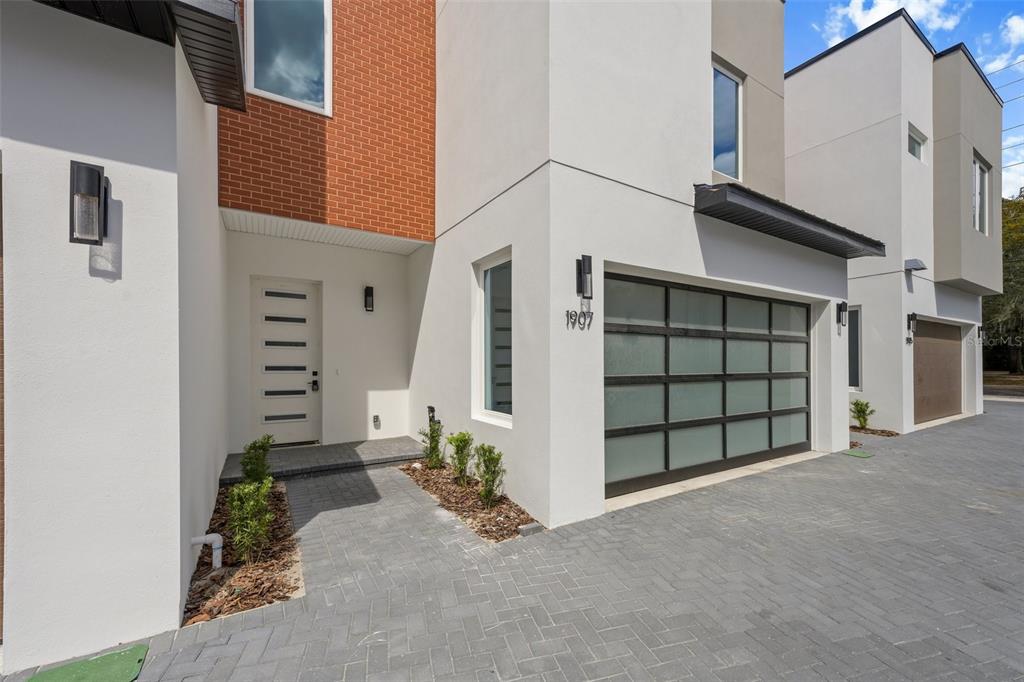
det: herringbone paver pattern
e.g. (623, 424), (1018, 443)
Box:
(9, 402), (1023, 681)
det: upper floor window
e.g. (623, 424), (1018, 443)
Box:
(246, 0), (333, 116)
(907, 125), (925, 160)
(972, 153), (989, 234)
(713, 66), (741, 179)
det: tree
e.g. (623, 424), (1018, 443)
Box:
(982, 189), (1024, 373)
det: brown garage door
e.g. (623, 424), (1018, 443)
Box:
(913, 320), (962, 424)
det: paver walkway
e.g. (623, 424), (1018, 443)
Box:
(9, 402), (1023, 681)
(220, 437), (421, 485)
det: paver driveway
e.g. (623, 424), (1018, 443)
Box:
(12, 402), (1024, 681)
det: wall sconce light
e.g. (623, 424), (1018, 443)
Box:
(427, 405), (436, 424)
(903, 258), (928, 272)
(363, 286), (374, 312)
(69, 160), (109, 245)
(906, 312), (917, 344)
(575, 254), (593, 300)
(836, 301), (849, 327)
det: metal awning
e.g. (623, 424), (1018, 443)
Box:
(35, 0), (245, 111)
(694, 183), (885, 259)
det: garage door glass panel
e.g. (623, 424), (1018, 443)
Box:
(669, 425), (722, 469)
(670, 290), (722, 330)
(670, 337), (722, 374)
(726, 340), (769, 373)
(726, 418), (769, 456)
(771, 378), (807, 409)
(772, 413), (807, 448)
(772, 341), (807, 372)
(726, 380), (768, 415)
(605, 385), (664, 429)
(605, 333), (664, 375)
(606, 280), (664, 326)
(669, 382), (722, 421)
(772, 303), (807, 336)
(727, 297), (769, 333)
(605, 432), (665, 483)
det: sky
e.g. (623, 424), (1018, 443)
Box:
(784, 0), (1024, 198)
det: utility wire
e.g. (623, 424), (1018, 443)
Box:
(1004, 93), (1024, 104)
(1005, 141), (1024, 150)
(1004, 160), (1024, 169)
(1006, 123), (1024, 132)
(997, 75), (1024, 90)
(987, 56), (1024, 75)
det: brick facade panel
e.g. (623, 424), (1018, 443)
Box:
(218, 0), (434, 242)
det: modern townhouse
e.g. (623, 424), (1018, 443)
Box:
(785, 10), (1003, 433)
(0, 0), (896, 672)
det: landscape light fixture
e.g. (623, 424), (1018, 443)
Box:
(836, 301), (849, 327)
(576, 254), (593, 300)
(69, 160), (109, 245)
(364, 286), (374, 312)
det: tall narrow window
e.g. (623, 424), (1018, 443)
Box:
(246, 0), (332, 115)
(972, 154), (989, 234)
(848, 308), (861, 389)
(484, 261), (512, 415)
(713, 66), (741, 179)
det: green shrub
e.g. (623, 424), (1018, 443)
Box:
(241, 434), (274, 483)
(850, 399), (876, 429)
(446, 431), (474, 485)
(474, 444), (505, 508)
(227, 478), (274, 564)
(419, 417), (445, 469)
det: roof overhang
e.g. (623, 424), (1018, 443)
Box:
(34, 0), (245, 111)
(694, 183), (886, 259)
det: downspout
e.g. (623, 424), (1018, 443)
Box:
(190, 533), (223, 569)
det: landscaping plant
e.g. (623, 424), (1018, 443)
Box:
(446, 431), (474, 485)
(227, 477), (274, 564)
(241, 434), (274, 483)
(850, 399), (876, 429)
(419, 417), (445, 469)
(474, 444), (505, 508)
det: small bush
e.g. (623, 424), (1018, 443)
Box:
(474, 444), (505, 508)
(241, 434), (274, 483)
(446, 431), (474, 485)
(227, 478), (274, 564)
(850, 399), (876, 429)
(419, 417), (445, 469)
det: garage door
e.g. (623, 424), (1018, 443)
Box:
(604, 275), (811, 497)
(913, 320), (962, 424)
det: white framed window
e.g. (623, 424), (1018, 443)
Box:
(907, 124), (925, 160)
(245, 0), (333, 116)
(712, 63), (742, 179)
(483, 260), (512, 416)
(848, 307), (862, 390)
(972, 153), (989, 234)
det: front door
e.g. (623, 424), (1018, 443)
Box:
(251, 277), (322, 446)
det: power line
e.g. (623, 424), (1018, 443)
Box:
(1004, 160), (1024, 169)
(1005, 93), (1024, 104)
(997, 75), (1024, 90)
(987, 56), (1024, 75)
(1005, 141), (1024, 150)
(1006, 123), (1024, 133)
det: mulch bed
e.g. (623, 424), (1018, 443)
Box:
(182, 482), (302, 626)
(400, 460), (537, 542)
(850, 440), (863, 448)
(851, 426), (900, 437)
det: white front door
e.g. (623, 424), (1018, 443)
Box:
(251, 277), (323, 446)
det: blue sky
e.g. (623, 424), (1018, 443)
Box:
(784, 0), (1024, 197)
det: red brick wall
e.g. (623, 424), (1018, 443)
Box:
(218, 0), (435, 242)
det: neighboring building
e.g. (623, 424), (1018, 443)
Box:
(1, 0), (893, 672)
(785, 10), (1003, 434)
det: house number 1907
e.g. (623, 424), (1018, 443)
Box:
(566, 309), (594, 330)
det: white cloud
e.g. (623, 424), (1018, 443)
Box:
(819, 0), (969, 47)
(1003, 14), (1024, 47)
(979, 15), (1024, 80)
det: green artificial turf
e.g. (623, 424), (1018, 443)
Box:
(843, 449), (873, 458)
(29, 645), (148, 682)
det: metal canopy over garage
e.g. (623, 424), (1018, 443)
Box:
(604, 274), (811, 497)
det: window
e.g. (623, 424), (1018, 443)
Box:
(907, 127), (924, 160)
(246, 0), (332, 116)
(848, 308), (861, 389)
(713, 66), (741, 179)
(484, 261), (512, 415)
(972, 154), (989, 234)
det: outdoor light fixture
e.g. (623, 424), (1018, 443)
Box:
(903, 258), (928, 272)
(837, 301), (849, 327)
(576, 254), (593, 300)
(427, 405), (436, 424)
(363, 286), (374, 312)
(906, 312), (918, 344)
(69, 160), (109, 245)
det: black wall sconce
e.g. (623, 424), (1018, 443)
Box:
(364, 286), (374, 312)
(575, 254), (593, 300)
(427, 405), (436, 424)
(836, 301), (849, 327)
(69, 160), (109, 245)
(906, 312), (917, 344)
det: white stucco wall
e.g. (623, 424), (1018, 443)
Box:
(226, 231), (412, 451)
(1, 1), (183, 670)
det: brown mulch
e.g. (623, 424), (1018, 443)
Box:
(181, 482), (302, 626)
(400, 460), (537, 542)
(850, 440), (863, 448)
(850, 426), (900, 437)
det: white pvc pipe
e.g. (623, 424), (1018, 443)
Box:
(191, 533), (223, 569)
